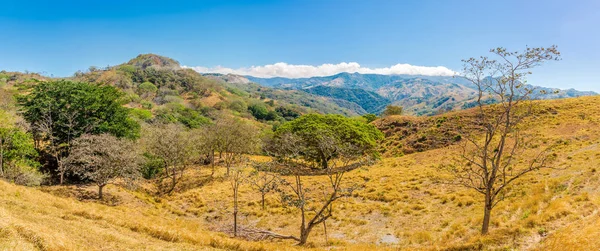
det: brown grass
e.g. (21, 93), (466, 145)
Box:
(1, 96), (600, 250)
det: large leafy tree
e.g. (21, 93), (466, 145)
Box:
(18, 80), (139, 184)
(18, 80), (140, 146)
(270, 114), (383, 169)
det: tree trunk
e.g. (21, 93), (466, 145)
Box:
(323, 220), (328, 244)
(210, 151), (215, 177)
(60, 170), (64, 185)
(481, 195), (492, 234)
(261, 194), (265, 210)
(0, 142), (4, 176)
(233, 211), (238, 237)
(98, 185), (105, 200)
(298, 224), (315, 246)
(170, 169), (177, 194)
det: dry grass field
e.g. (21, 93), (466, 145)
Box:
(2, 96), (600, 250)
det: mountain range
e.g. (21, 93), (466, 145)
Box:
(208, 72), (597, 115)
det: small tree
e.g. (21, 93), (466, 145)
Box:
(444, 46), (560, 234)
(229, 160), (247, 237)
(261, 114), (383, 245)
(205, 115), (260, 176)
(381, 105), (402, 117)
(144, 123), (194, 194)
(0, 127), (38, 176)
(247, 166), (279, 210)
(68, 134), (141, 199)
(270, 114), (383, 169)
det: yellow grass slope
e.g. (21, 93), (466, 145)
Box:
(0, 96), (599, 250)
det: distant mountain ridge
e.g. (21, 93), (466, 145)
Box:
(240, 72), (597, 115)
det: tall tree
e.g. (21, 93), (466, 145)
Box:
(18, 80), (140, 146)
(18, 80), (140, 183)
(68, 134), (141, 199)
(445, 46), (561, 234)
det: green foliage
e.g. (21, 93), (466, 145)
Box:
(382, 105), (403, 117)
(228, 100), (248, 113)
(275, 106), (301, 121)
(248, 103), (269, 120)
(273, 114), (384, 169)
(130, 108), (153, 122)
(141, 100), (153, 109)
(138, 81), (158, 98)
(0, 127), (39, 170)
(141, 152), (165, 179)
(304, 86), (390, 114)
(155, 103), (211, 129)
(362, 114), (378, 123)
(18, 80), (140, 143)
(265, 110), (279, 121)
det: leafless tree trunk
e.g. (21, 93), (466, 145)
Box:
(229, 162), (246, 237)
(445, 46), (561, 234)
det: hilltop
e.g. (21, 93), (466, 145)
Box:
(0, 95), (598, 250)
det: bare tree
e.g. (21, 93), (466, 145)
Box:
(205, 115), (260, 176)
(444, 46), (561, 234)
(144, 123), (194, 194)
(34, 112), (69, 184)
(247, 166), (279, 210)
(229, 159), (248, 237)
(68, 134), (141, 199)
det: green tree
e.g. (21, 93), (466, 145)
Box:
(248, 103), (269, 120)
(382, 105), (403, 117)
(0, 127), (38, 176)
(262, 114), (383, 245)
(18, 80), (140, 146)
(269, 114), (383, 169)
(362, 113), (378, 123)
(137, 81), (158, 99)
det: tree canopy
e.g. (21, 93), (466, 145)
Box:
(269, 114), (383, 169)
(18, 80), (140, 145)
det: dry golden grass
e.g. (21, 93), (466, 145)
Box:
(1, 96), (600, 250)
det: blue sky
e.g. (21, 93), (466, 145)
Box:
(1, 0), (599, 91)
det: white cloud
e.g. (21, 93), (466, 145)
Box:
(183, 62), (457, 78)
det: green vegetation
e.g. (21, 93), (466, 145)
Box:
(303, 86), (390, 114)
(0, 49), (598, 250)
(382, 105), (403, 117)
(18, 80), (140, 142)
(270, 114), (383, 169)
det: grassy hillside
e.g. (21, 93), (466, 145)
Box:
(1, 96), (598, 250)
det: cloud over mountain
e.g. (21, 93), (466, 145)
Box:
(184, 62), (457, 78)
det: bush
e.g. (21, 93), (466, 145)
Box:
(130, 108), (153, 121)
(382, 105), (403, 117)
(228, 100), (248, 113)
(4, 164), (46, 186)
(141, 153), (165, 179)
(248, 103), (268, 120)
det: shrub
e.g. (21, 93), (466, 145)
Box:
(4, 163), (46, 186)
(141, 153), (165, 179)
